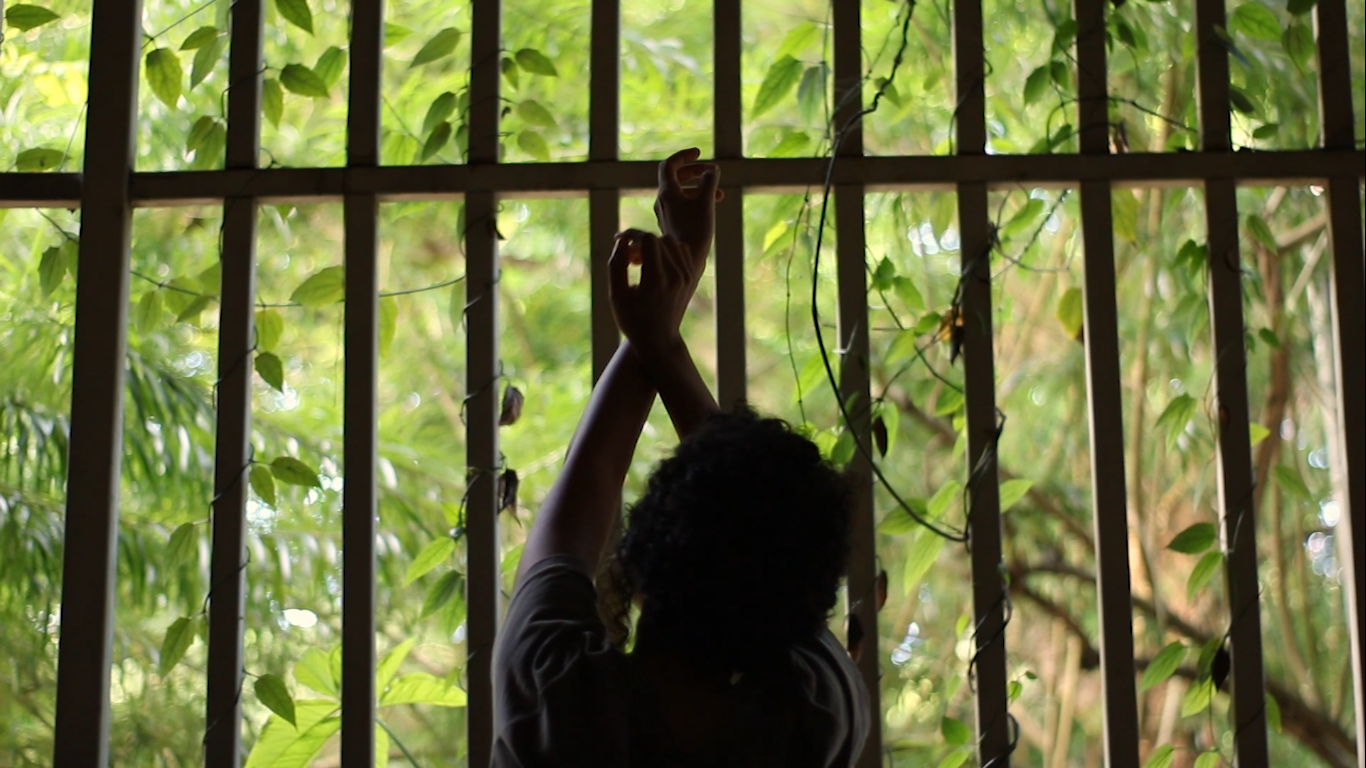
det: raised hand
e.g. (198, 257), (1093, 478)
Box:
(652, 147), (723, 280)
(608, 229), (695, 352)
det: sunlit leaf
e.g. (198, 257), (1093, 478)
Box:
(378, 297), (397, 357)
(1056, 287), (1083, 340)
(753, 56), (804, 119)
(270, 456), (321, 488)
(384, 22), (412, 47)
(1167, 522), (1216, 554)
(422, 92), (458, 136)
(280, 63), (329, 98)
(1187, 551), (1222, 599)
(936, 751), (970, 768)
(179, 25), (220, 50)
(1193, 751), (1220, 768)
(1230, 3), (1281, 41)
(292, 648), (336, 697)
(1286, 0), (1317, 14)
(1245, 215), (1277, 251)
(15, 147), (65, 171)
(145, 48), (183, 108)
(502, 56), (520, 89)
(421, 570), (463, 618)
(516, 130), (550, 161)
(1140, 642), (1187, 691)
(250, 464), (277, 506)
(797, 64), (826, 124)
(516, 99), (557, 129)
(5, 4), (60, 30)
(376, 638), (416, 694)
(314, 46), (346, 88)
(289, 265), (345, 306)
(275, 0), (313, 34)
(243, 701), (339, 768)
(1003, 198), (1044, 236)
(1154, 393), (1198, 450)
(379, 672), (467, 707)
(1249, 422), (1270, 446)
(1272, 464), (1314, 501)
(1265, 692), (1281, 732)
(255, 351), (285, 391)
(773, 21), (820, 60)
(1182, 678), (1215, 716)
(877, 498), (929, 535)
(1144, 745), (1175, 768)
(412, 27), (461, 68)
(1052, 19), (1078, 51)
(38, 246), (66, 295)
(903, 530), (947, 595)
(262, 78), (284, 126)
(421, 121), (452, 161)
(159, 616), (196, 674)
(256, 309), (284, 351)
(1281, 24), (1313, 69)
(254, 674), (296, 726)
(190, 37), (226, 89)
(514, 47), (557, 76)
(166, 523), (197, 570)
(175, 295), (214, 324)
(941, 716), (971, 747)
(405, 538), (456, 585)
(999, 478), (1033, 512)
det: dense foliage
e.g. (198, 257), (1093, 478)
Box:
(2, 0), (1363, 765)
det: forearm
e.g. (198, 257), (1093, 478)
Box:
(633, 336), (718, 441)
(520, 340), (656, 578)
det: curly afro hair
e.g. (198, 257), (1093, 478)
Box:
(605, 406), (853, 672)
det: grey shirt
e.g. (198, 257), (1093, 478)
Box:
(492, 554), (871, 768)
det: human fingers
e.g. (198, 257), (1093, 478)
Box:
(608, 233), (632, 300)
(657, 147), (701, 198)
(697, 165), (721, 204)
(637, 232), (663, 287)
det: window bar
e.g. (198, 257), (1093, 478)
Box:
(465, 0), (503, 763)
(714, 0), (745, 410)
(341, 0), (384, 759)
(952, 0), (1011, 758)
(1193, 0), (1270, 762)
(1071, 0), (1140, 764)
(830, 2), (882, 765)
(50, 0), (143, 761)
(589, 0), (620, 383)
(1312, 0), (1366, 758)
(203, 0), (264, 760)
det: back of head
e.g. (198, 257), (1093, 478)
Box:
(612, 406), (853, 671)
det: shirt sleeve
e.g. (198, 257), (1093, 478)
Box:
(491, 554), (631, 768)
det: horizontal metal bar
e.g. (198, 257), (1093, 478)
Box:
(4, 150), (1363, 208)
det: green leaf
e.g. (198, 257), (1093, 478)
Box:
(180, 25), (220, 50)
(1003, 198), (1045, 236)
(1168, 522), (1217, 554)
(941, 716), (971, 747)
(914, 312), (941, 335)
(516, 99), (557, 130)
(934, 389), (965, 417)
(1252, 122), (1279, 139)
(378, 297), (397, 358)
(1140, 642), (1187, 691)
(159, 617), (196, 674)
(292, 648), (336, 697)
(379, 672), (468, 707)
(254, 674), (296, 726)
(1116, 20), (1137, 48)
(412, 27), (461, 68)
(421, 121), (453, 161)
(289, 265), (345, 306)
(175, 295), (214, 324)
(255, 309), (284, 352)
(6, 4), (59, 30)
(421, 570), (464, 618)
(376, 638), (417, 694)
(15, 147), (65, 171)
(501, 56), (520, 89)
(1257, 328), (1281, 349)
(999, 478), (1034, 512)
(280, 63), (329, 98)
(145, 48), (182, 108)
(1182, 678), (1215, 717)
(1023, 65), (1051, 106)
(250, 464), (277, 506)
(892, 276), (924, 313)
(903, 530), (947, 594)
(936, 751), (970, 768)
(134, 290), (163, 332)
(1143, 745), (1175, 768)
(187, 116), (218, 153)
(1229, 86), (1257, 115)
(38, 246), (66, 295)
(1196, 637), (1222, 675)
(1265, 692), (1281, 732)
(516, 130), (550, 161)
(166, 523), (197, 570)
(752, 55), (804, 119)
(797, 64), (826, 124)
(1052, 19), (1078, 51)
(1187, 551), (1223, 599)
(1281, 23), (1313, 69)
(1231, 3), (1281, 41)
(405, 538), (456, 585)
(384, 22), (412, 47)
(1249, 422), (1271, 446)
(255, 351), (285, 391)
(774, 21), (821, 60)
(1056, 287), (1083, 339)
(262, 78), (284, 126)
(875, 77), (902, 108)
(271, 456), (321, 488)
(1113, 189), (1140, 243)
(422, 92), (458, 136)
(1155, 393), (1198, 450)
(1286, 0), (1317, 14)
(1049, 59), (1072, 90)
(274, 0), (313, 34)
(243, 701), (339, 768)
(314, 46), (346, 88)
(877, 498), (929, 534)
(1193, 751), (1220, 768)
(190, 36), (226, 89)
(1007, 680), (1023, 701)
(770, 131), (811, 158)
(1272, 464), (1313, 501)
(1245, 215), (1277, 251)
(927, 480), (962, 520)
(514, 47), (558, 76)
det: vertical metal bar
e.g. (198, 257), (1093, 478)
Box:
(1072, 0), (1139, 765)
(203, 0), (263, 758)
(1313, 0), (1365, 759)
(1194, 0), (1269, 761)
(589, 0), (620, 383)
(51, 0), (142, 760)
(953, 0), (1009, 760)
(465, 1), (501, 764)
(714, 0), (744, 410)
(342, 0), (383, 759)
(830, 3), (881, 766)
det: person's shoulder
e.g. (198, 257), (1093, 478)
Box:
(784, 629), (871, 768)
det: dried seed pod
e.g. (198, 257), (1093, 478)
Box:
(499, 385), (525, 426)
(875, 569), (888, 612)
(498, 469), (519, 513)
(871, 416), (889, 458)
